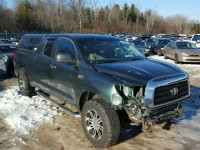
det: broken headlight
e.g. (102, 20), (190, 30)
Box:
(115, 85), (133, 99)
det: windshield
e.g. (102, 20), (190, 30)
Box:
(177, 42), (197, 49)
(158, 40), (170, 46)
(192, 35), (200, 41)
(145, 38), (154, 45)
(77, 38), (145, 64)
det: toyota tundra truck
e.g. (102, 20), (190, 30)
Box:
(14, 34), (190, 148)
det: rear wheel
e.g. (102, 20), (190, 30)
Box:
(18, 68), (35, 96)
(81, 99), (120, 148)
(175, 55), (179, 64)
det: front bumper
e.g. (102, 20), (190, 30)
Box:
(178, 55), (200, 62)
(143, 51), (150, 56)
(125, 73), (190, 126)
(148, 102), (183, 124)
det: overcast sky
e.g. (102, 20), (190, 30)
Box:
(5, 0), (200, 21)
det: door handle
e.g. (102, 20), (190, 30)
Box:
(50, 64), (57, 69)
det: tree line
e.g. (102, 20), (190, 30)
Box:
(0, 0), (200, 34)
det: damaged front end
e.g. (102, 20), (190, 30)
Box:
(113, 73), (190, 132)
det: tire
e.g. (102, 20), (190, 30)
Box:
(6, 64), (12, 77)
(18, 68), (35, 96)
(175, 55), (179, 64)
(152, 49), (156, 54)
(163, 52), (167, 59)
(81, 99), (120, 148)
(157, 50), (162, 56)
(5, 61), (14, 77)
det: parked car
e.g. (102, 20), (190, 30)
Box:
(151, 38), (171, 56)
(163, 41), (200, 63)
(169, 37), (182, 41)
(126, 38), (134, 43)
(0, 39), (12, 44)
(14, 34), (190, 148)
(0, 44), (16, 76)
(144, 38), (154, 47)
(136, 35), (151, 41)
(131, 40), (151, 56)
(10, 35), (22, 45)
(191, 34), (200, 49)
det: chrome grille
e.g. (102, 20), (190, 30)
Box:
(154, 80), (189, 105)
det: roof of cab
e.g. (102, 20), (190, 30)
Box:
(22, 33), (120, 40)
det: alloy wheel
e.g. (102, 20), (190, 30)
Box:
(85, 109), (103, 140)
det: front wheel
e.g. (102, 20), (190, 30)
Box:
(81, 99), (120, 148)
(163, 52), (167, 59)
(175, 55), (179, 64)
(157, 50), (162, 56)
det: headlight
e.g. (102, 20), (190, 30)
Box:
(112, 93), (122, 105)
(112, 85), (132, 106)
(4, 55), (8, 62)
(181, 53), (189, 56)
(144, 49), (150, 52)
(115, 85), (133, 98)
(123, 86), (129, 96)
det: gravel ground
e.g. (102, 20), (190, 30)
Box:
(0, 55), (200, 150)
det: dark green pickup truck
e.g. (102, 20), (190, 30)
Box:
(14, 34), (190, 148)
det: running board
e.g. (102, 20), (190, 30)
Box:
(36, 91), (81, 118)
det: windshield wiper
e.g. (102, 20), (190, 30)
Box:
(98, 60), (121, 64)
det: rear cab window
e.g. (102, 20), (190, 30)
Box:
(18, 35), (44, 52)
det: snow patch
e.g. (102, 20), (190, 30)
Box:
(0, 86), (61, 135)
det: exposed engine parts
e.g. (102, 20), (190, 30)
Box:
(121, 86), (184, 132)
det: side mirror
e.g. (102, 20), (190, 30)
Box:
(56, 53), (77, 64)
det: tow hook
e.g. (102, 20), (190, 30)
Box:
(174, 109), (183, 120)
(142, 120), (153, 133)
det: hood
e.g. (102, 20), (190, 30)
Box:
(93, 59), (184, 86)
(178, 49), (200, 55)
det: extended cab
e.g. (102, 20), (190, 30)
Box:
(14, 34), (190, 148)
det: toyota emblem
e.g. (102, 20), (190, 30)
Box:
(170, 87), (179, 96)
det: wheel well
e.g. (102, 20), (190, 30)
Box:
(116, 109), (130, 125)
(79, 91), (100, 111)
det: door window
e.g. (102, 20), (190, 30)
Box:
(167, 42), (173, 48)
(172, 43), (176, 49)
(28, 38), (41, 51)
(43, 40), (55, 57)
(57, 38), (77, 60)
